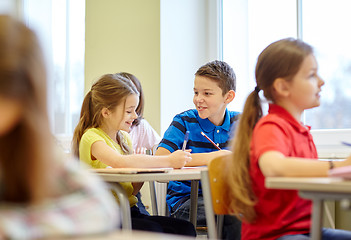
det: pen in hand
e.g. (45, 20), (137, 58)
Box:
(200, 131), (221, 150)
(182, 131), (190, 151)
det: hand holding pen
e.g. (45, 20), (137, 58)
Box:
(182, 131), (190, 151)
(167, 131), (191, 168)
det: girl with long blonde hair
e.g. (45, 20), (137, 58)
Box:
(226, 38), (351, 240)
(72, 74), (196, 236)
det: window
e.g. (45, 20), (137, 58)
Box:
(302, 0), (351, 129)
(223, 0), (296, 113)
(223, 0), (351, 157)
(2, 0), (85, 140)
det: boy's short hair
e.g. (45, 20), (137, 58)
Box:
(195, 60), (236, 94)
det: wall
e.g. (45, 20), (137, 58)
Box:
(85, 0), (161, 133)
(160, 0), (221, 133)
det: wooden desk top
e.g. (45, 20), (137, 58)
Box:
(266, 177), (351, 193)
(92, 167), (206, 182)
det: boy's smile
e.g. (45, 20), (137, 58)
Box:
(193, 76), (232, 126)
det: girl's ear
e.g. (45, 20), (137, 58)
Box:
(225, 90), (236, 103)
(101, 107), (111, 119)
(273, 78), (290, 97)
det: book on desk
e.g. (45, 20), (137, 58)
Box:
(92, 167), (173, 174)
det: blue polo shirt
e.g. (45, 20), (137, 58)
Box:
(158, 108), (240, 213)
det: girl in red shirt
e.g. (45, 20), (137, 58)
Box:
(226, 38), (351, 240)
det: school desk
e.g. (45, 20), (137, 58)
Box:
(92, 167), (205, 229)
(265, 177), (351, 240)
(52, 229), (196, 240)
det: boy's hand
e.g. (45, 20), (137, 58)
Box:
(168, 150), (192, 169)
(212, 149), (232, 158)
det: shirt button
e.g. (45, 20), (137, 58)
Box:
(217, 130), (219, 133)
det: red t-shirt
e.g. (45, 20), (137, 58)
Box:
(241, 104), (317, 240)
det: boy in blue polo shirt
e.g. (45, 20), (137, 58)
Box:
(156, 60), (241, 240)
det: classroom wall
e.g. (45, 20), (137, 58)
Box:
(85, 0), (161, 133)
(160, 0), (221, 134)
(85, 0), (220, 135)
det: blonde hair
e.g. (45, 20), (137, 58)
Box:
(0, 15), (53, 203)
(226, 38), (313, 222)
(72, 74), (139, 157)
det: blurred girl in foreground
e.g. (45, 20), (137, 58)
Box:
(0, 15), (119, 239)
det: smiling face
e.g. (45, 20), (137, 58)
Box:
(118, 94), (139, 132)
(101, 94), (139, 137)
(193, 76), (232, 126)
(287, 54), (324, 111)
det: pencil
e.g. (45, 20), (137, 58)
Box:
(182, 131), (190, 151)
(200, 131), (221, 150)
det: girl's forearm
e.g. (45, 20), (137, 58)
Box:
(259, 151), (333, 177)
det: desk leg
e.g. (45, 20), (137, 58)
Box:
(190, 180), (199, 228)
(109, 183), (132, 231)
(149, 181), (158, 215)
(311, 199), (323, 240)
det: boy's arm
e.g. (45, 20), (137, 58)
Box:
(156, 147), (231, 166)
(185, 150), (232, 166)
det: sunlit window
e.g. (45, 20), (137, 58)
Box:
(223, 0), (351, 130)
(302, 0), (351, 129)
(1, 0), (85, 137)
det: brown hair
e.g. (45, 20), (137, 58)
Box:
(117, 72), (144, 127)
(72, 74), (139, 157)
(0, 15), (53, 203)
(226, 38), (313, 222)
(195, 60), (236, 94)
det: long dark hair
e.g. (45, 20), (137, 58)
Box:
(226, 38), (313, 222)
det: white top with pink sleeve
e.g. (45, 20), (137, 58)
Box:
(129, 119), (161, 153)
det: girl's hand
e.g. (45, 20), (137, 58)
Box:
(168, 150), (192, 169)
(338, 154), (351, 167)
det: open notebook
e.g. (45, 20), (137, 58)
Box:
(92, 167), (173, 174)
